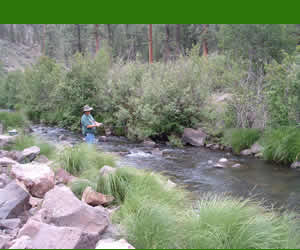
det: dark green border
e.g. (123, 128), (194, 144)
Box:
(1, 0), (300, 23)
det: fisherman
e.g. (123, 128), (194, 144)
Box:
(81, 105), (103, 144)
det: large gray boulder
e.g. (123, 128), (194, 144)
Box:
(0, 135), (16, 147)
(41, 185), (109, 247)
(182, 128), (207, 147)
(11, 162), (55, 198)
(20, 146), (40, 162)
(17, 218), (87, 249)
(0, 180), (30, 219)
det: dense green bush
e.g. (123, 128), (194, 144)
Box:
(222, 128), (261, 153)
(260, 126), (300, 164)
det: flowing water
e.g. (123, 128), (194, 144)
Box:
(32, 124), (300, 212)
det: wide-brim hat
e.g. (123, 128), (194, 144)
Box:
(83, 105), (93, 112)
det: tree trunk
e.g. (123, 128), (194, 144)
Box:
(148, 24), (153, 63)
(176, 24), (181, 56)
(202, 24), (208, 57)
(76, 24), (82, 54)
(42, 24), (46, 54)
(164, 24), (170, 62)
(106, 24), (113, 47)
(95, 24), (99, 52)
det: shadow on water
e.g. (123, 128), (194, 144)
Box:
(32, 124), (300, 212)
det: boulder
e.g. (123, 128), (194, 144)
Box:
(34, 155), (49, 164)
(291, 162), (300, 169)
(5, 150), (23, 163)
(17, 218), (89, 249)
(250, 143), (263, 154)
(41, 186), (109, 247)
(240, 149), (252, 156)
(0, 180), (30, 219)
(29, 196), (43, 208)
(11, 162), (55, 198)
(82, 187), (114, 207)
(0, 173), (12, 188)
(213, 163), (225, 168)
(96, 238), (135, 249)
(20, 146), (40, 162)
(0, 135), (16, 147)
(0, 235), (11, 249)
(0, 157), (18, 167)
(0, 218), (21, 230)
(55, 168), (76, 185)
(231, 163), (242, 168)
(9, 235), (32, 249)
(182, 128), (207, 147)
(99, 166), (116, 177)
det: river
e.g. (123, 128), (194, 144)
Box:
(31, 124), (300, 212)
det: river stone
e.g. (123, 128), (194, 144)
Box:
(240, 149), (252, 156)
(82, 186), (114, 207)
(182, 128), (207, 147)
(96, 238), (135, 249)
(291, 162), (300, 169)
(17, 218), (88, 249)
(99, 165), (116, 177)
(250, 142), (263, 154)
(213, 163), (225, 168)
(41, 185), (109, 246)
(20, 146), (40, 162)
(211, 144), (220, 150)
(218, 158), (228, 163)
(11, 162), (55, 198)
(0, 180), (30, 219)
(231, 163), (242, 168)
(0, 173), (11, 188)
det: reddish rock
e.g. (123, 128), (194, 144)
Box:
(55, 168), (76, 185)
(11, 163), (55, 198)
(82, 186), (114, 207)
(182, 128), (207, 147)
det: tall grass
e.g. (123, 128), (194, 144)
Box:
(0, 111), (29, 132)
(101, 168), (300, 249)
(5, 134), (56, 159)
(260, 126), (300, 164)
(59, 143), (116, 181)
(222, 128), (261, 153)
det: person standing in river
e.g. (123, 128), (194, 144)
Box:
(81, 105), (103, 144)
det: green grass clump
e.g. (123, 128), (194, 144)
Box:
(168, 135), (184, 148)
(5, 134), (56, 159)
(181, 194), (300, 249)
(59, 143), (116, 181)
(0, 111), (29, 132)
(260, 126), (300, 164)
(222, 128), (261, 153)
(103, 167), (300, 249)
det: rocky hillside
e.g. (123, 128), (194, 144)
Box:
(0, 39), (41, 72)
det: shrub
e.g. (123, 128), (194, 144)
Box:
(261, 126), (300, 164)
(167, 134), (184, 148)
(222, 128), (261, 153)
